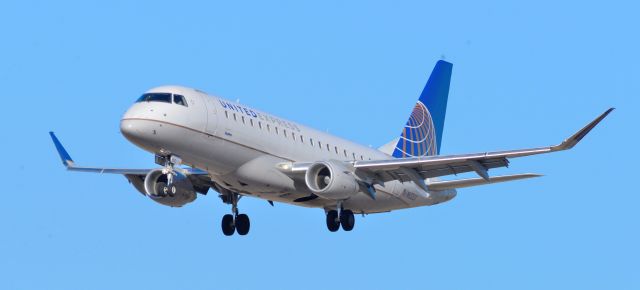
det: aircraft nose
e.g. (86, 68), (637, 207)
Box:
(120, 118), (141, 141)
(120, 104), (149, 142)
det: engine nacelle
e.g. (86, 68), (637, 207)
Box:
(304, 160), (359, 200)
(142, 169), (197, 207)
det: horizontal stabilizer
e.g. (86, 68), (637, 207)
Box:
(427, 173), (542, 191)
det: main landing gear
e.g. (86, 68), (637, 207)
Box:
(325, 203), (355, 232)
(220, 192), (250, 236)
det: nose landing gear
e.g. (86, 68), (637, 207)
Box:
(156, 154), (182, 197)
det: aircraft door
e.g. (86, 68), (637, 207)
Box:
(204, 96), (218, 136)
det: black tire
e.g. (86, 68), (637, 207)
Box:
(155, 182), (167, 196)
(340, 210), (355, 231)
(236, 214), (250, 236)
(221, 214), (235, 236)
(326, 210), (340, 232)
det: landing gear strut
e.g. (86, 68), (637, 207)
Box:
(220, 192), (251, 236)
(325, 203), (355, 232)
(157, 154), (181, 197)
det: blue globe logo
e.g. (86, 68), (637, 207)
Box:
(395, 101), (437, 157)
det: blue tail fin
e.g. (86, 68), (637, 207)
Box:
(392, 60), (452, 158)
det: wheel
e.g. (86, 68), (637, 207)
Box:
(340, 210), (355, 231)
(221, 214), (235, 236)
(235, 214), (250, 236)
(163, 185), (176, 197)
(155, 182), (167, 196)
(326, 210), (340, 232)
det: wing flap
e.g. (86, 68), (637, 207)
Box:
(416, 157), (509, 179)
(428, 173), (542, 191)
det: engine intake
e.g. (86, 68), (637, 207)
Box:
(142, 169), (197, 207)
(304, 160), (359, 200)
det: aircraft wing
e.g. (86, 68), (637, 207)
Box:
(49, 132), (212, 191)
(359, 108), (613, 189)
(50, 131), (208, 175)
(285, 108), (613, 191)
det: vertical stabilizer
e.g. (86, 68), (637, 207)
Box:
(392, 60), (452, 158)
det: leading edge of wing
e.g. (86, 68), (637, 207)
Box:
(49, 131), (152, 174)
(49, 132), (208, 175)
(353, 108), (614, 171)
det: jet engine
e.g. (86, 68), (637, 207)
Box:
(141, 168), (197, 207)
(304, 160), (359, 200)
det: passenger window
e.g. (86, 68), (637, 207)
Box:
(275, 127), (279, 135)
(241, 116), (245, 124)
(326, 144), (330, 151)
(173, 94), (188, 107)
(352, 153), (356, 160)
(267, 124), (271, 132)
(335, 146), (338, 154)
(343, 149), (347, 157)
(233, 113), (237, 121)
(284, 129), (287, 137)
(310, 138), (314, 146)
(318, 141), (322, 148)
(225, 111), (229, 119)
(258, 121), (262, 129)
(250, 119), (254, 127)
(292, 132), (296, 140)
(360, 155), (364, 160)
(300, 135), (304, 143)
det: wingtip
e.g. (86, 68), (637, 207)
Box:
(49, 131), (74, 167)
(525, 173), (544, 178)
(553, 107), (613, 151)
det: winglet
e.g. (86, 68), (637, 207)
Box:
(552, 108), (614, 151)
(49, 132), (75, 167)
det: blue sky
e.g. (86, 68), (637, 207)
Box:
(1, 1), (638, 289)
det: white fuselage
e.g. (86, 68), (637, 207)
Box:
(120, 86), (456, 213)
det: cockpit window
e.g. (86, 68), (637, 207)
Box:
(136, 93), (172, 103)
(173, 94), (188, 107)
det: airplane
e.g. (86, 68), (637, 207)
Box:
(50, 60), (613, 236)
